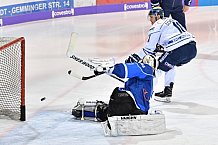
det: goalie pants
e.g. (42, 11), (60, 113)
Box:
(107, 87), (147, 117)
(158, 41), (197, 72)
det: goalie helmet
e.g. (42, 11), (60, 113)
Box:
(142, 55), (158, 70)
(148, 7), (164, 19)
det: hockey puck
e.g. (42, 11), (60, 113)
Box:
(41, 97), (46, 101)
(68, 70), (71, 75)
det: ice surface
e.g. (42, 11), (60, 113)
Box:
(0, 6), (218, 145)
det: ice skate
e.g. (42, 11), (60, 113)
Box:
(154, 82), (174, 103)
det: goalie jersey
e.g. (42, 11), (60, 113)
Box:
(109, 63), (154, 113)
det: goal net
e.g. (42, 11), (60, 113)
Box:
(0, 37), (25, 121)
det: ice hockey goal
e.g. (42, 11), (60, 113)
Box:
(0, 37), (25, 121)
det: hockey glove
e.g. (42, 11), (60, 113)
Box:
(154, 44), (164, 53)
(125, 53), (141, 63)
(142, 54), (158, 70)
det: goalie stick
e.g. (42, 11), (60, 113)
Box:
(67, 57), (124, 82)
(68, 70), (104, 80)
(67, 32), (124, 83)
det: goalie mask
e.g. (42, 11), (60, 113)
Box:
(142, 55), (158, 70)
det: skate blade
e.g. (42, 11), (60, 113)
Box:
(154, 97), (171, 103)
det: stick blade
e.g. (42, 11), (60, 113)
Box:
(66, 32), (78, 57)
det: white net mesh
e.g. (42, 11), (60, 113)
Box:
(0, 37), (24, 121)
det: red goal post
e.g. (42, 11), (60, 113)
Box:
(0, 37), (25, 121)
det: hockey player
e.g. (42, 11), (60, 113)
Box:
(150, 0), (192, 29)
(94, 55), (157, 119)
(149, 0), (191, 101)
(126, 7), (197, 102)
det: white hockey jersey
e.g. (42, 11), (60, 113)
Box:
(138, 18), (196, 58)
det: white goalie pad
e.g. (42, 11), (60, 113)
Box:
(101, 113), (166, 136)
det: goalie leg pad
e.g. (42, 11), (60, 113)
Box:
(101, 113), (166, 136)
(72, 99), (108, 122)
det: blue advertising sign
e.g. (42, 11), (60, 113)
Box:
(0, 0), (72, 18)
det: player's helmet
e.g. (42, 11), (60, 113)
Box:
(148, 7), (164, 19)
(142, 54), (158, 70)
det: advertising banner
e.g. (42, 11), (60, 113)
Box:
(0, 0), (200, 27)
(96, 2), (149, 13)
(0, 0), (72, 18)
(96, 0), (149, 5)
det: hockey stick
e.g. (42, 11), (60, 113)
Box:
(66, 32), (100, 80)
(67, 58), (124, 82)
(67, 32), (124, 83)
(66, 32), (78, 58)
(68, 70), (104, 80)
(67, 54), (104, 80)
(68, 69), (124, 82)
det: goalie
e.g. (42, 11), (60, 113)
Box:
(70, 54), (166, 136)
(96, 55), (166, 136)
(96, 54), (157, 119)
(72, 55), (156, 121)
